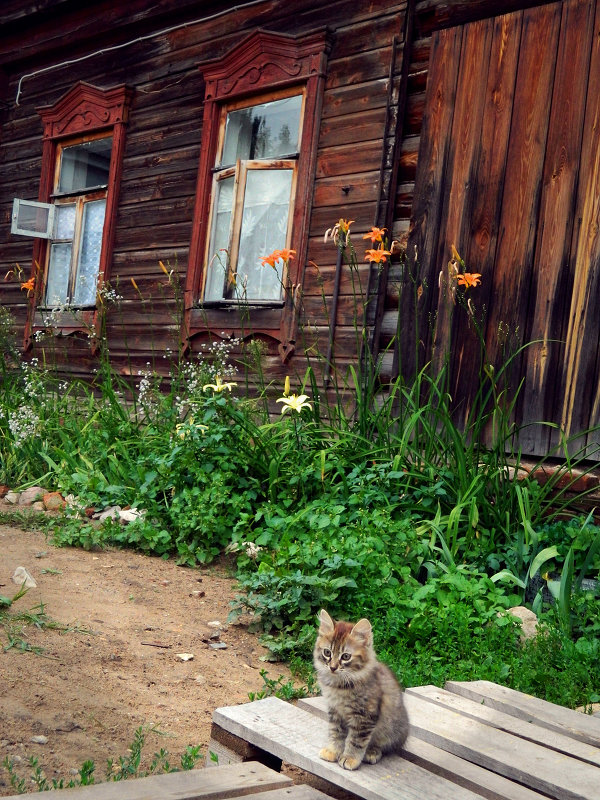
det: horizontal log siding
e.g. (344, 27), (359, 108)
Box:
(0, 0), (406, 388)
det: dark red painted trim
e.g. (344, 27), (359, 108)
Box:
(24, 82), (133, 349)
(185, 28), (332, 361)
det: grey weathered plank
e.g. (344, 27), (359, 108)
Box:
(408, 685), (600, 767)
(403, 691), (599, 800)
(298, 696), (546, 800)
(445, 680), (600, 748)
(239, 786), (334, 800)
(1, 761), (292, 800)
(213, 697), (485, 800)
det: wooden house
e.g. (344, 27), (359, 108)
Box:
(1, 0), (599, 459)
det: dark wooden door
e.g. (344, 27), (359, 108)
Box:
(405, 0), (600, 457)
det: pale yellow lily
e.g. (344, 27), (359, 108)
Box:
(276, 393), (313, 415)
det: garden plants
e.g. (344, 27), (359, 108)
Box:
(1, 223), (599, 711)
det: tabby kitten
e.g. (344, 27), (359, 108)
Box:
(313, 609), (409, 771)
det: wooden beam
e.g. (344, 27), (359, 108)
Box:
(414, 0), (561, 35)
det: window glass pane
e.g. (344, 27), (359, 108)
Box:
(222, 95), (301, 165)
(58, 137), (113, 194)
(236, 168), (293, 301)
(13, 200), (53, 236)
(205, 176), (234, 301)
(46, 243), (72, 306)
(73, 199), (106, 306)
(54, 204), (76, 239)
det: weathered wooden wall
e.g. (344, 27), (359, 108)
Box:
(0, 0), (407, 390)
(2, 0), (599, 457)
(383, 0), (600, 458)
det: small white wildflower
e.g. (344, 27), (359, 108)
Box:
(8, 407), (40, 446)
(243, 542), (262, 559)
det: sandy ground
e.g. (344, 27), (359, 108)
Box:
(0, 519), (296, 795)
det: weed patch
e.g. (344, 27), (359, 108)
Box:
(1, 227), (599, 710)
(3, 726), (202, 793)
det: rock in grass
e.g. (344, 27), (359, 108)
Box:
(93, 506), (121, 522)
(43, 491), (66, 511)
(18, 486), (47, 505)
(507, 605), (538, 641)
(118, 507), (145, 523)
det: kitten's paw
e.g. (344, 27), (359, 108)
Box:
(364, 748), (382, 764)
(319, 747), (340, 762)
(338, 755), (361, 771)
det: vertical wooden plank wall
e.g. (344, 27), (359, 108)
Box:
(558, 0), (600, 449)
(522, 0), (595, 452)
(449, 10), (521, 426)
(398, 24), (463, 379)
(482, 2), (561, 443)
(397, 0), (600, 456)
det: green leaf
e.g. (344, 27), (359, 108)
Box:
(490, 570), (526, 589)
(558, 547), (574, 633)
(528, 546), (560, 580)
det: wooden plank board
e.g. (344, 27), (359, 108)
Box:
(519, 0), (596, 453)
(1, 761), (292, 800)
(297, 696), (545, 800)
(558, 0), (600, 450)
(403, 692), (600, 799)
(407, 685), (600, 767)
(446, 9), (521, 427)
(445, 680), (600, 748)
(213, 697), (486, 800)
(246, 787), (334, 800)
(430, 16), (492, 375)
(482, 2), (561, 372)
(403, 23), (463, 378)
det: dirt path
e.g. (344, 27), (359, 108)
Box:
(0, 520), (294, 795)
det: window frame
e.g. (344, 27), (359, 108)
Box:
(23, 81), (132, 349)
(203, 87), (304, 303)
(43, 131), (112, 309)
(185, 28), (332, 362)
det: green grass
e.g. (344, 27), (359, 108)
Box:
(2, 725), (202, 793)
(0, 586), (89, 656)
(1, 230), (600, 710)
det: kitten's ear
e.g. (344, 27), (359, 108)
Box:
(318, 609), (335, 634)
(351, 618), (372, 645)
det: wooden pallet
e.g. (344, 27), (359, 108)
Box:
(1, 760), (333, 800)
(208, 680), (600, 800)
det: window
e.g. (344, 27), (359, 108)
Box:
(13, 82), (131, 348)
(204, 93), (303, 302)
(186, 29), (332, 361)
(46, 135), (112, 307)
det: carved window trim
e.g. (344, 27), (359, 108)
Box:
(185, 28), (332, 362)
(24, 81), (132, 349)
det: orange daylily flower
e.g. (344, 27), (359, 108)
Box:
(20, 277), (35, 294)
(261, 249), (296, 268)
(276, 248), (296, 262)
(365, 248), (392, 264)
(363, 227), (386, 244)
(336, 219), (353, 235)
(324, 219), (354, 246)
(457, 272), (482, 289)
(260, 252), (279, 269)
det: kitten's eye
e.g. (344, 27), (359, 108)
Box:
(341, 653), (351, 662)
(323, 648), (331, 659)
